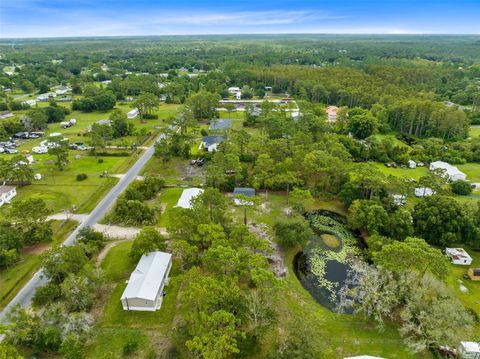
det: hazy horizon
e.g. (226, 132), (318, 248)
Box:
(1, 0), (479, 38)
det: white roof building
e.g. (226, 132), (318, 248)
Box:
(121, 251), (173, 311)
(408, 160), (416, 169)
(458, 342), (480, 359)
(446, 248), (473, 266)
(0, 186), (16, 207)
(430, 161), (467, 181)
(127, 108), (139, 119)
(228, 87), (241, 94)
(175, 188), (204, 209)
(414, 187), (436, 197)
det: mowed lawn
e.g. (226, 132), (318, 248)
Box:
(445, 246), (480, 337)
(373, 162), (429, 180)
(86, 241), (182, 358)
(469, 125), (480, 138)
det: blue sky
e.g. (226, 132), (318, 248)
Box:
(1, 0), (479, 38)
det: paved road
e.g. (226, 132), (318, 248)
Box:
(0, 130), (169, 323)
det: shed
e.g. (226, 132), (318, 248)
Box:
(121, 251), (173, 311)
(468, 268), (480, 282)
(209, 119), (232, 132)
(408, 160), (416, 169)
(233, 187), (255, 205)
(175, 188), (204, 209)
(458, 342), (480, 359)
(445, 248), (473, 265)
(430, 161), (467, 181)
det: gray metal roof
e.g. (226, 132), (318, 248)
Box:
(209, 119), (232, 131)
(233, 187), (255, 197)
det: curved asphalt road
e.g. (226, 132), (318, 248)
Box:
(0, 130), (170, 323)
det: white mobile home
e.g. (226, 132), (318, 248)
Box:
(175, 188), (204, 209)
(445, 248), (473, 266)
(121, 251), (172, 311)
(458, 342), (480, 359)
(430, 161), (466, 181)
(127, 108), (139, 119)
(0, 186), (16, 207)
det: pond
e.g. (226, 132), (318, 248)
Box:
(293, 210), (360, 313)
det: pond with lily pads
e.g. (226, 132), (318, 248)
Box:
(293, 210), (360, 313)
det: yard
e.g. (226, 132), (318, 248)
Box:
(445, 246), (480, 337)
(86, 240), (182, 358)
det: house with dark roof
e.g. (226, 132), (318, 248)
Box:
(209, 119), (232, 132)
(201, 136), (225, 152)
(233, 187), (255, 205)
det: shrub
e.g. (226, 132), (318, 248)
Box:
(274, 216), (313, 249)
(98, 158), (104, 163)
(200, 129), (208, 136)
(76, 173), (88, 181)
(450, 180), (473, 196)
(123, 336), (139, 355)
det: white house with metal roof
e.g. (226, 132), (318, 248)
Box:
(430, 161), (467, 181)
(445, 248), (473, 266)
(121, 251), (172, 311)
(175, 188), (204, 209)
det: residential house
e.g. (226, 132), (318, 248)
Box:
(445, 248), (473, 265)
(175, 188), (204, 209)
(228, 87), (241, 94)
(22, 99), (37, 107)
(430, 161), (467, 181)
(127, 108), (139, 119)
(37, 93), (56, 101)
(201, 136), (225, 152)
(0, 186), (16, 207)
(393, 194), (406, 206)
(209, 119), (232, 132)
(121, 251), (173, 311)
(458, 342), (480, 359)
(55, 87), (71, 95)
(414, 187), (436, 197)
(233, 187), (255, 205)
(326, 106), (339, 123)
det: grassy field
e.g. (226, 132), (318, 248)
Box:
(86, 241), (181, 358)
(0, 219), (78, 310)
(0, 103), (183, 217)
(445, 246), (480, 337)
(469, 125), (480, 138)
(373, 162), (429, 180)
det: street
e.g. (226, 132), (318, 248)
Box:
(0, 132), (165, 323)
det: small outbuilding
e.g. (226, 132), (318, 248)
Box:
(393, 194), (406, 206)
(468, 268), (480, 282)
(458, 341), (480, 359)
(408, 160), (416, 169)
(121, 251), (173, 311)
(233, 187), (255, 205)
(445, 248), (473, 266)
(175, 188), (204, 209)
